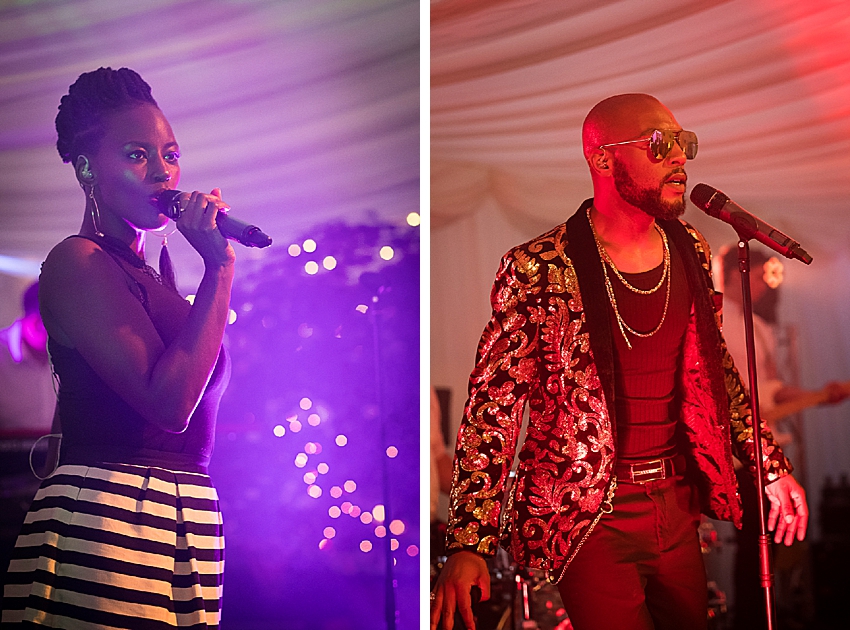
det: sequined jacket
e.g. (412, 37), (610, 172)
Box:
(446, 200), (792, 573)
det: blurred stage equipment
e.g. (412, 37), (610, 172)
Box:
(812, 475), (850, 628)
(431, 547), (727, 630)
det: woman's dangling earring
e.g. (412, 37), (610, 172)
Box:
(158, 227), (178, 291)
(89, 185), (104, 238)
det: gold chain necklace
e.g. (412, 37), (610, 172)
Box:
(587, 207), (671, 350)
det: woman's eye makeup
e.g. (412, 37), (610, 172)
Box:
(125, 148), (179, 163)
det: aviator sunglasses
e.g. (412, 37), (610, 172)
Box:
(599, 129), (698, 161)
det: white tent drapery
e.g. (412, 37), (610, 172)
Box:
(0, 0), (419, 291)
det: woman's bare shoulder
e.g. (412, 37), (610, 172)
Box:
(39, 236), (141, 344)
(41, 236), (127, 287)
(44, 235), (104, 265)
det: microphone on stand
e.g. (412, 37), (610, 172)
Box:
(155, 190), (272, 248)
(689, 183), (810, 264)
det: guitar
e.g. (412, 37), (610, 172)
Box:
(761, 380), (850, 423)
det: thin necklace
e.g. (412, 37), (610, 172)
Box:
(587, 207), (671, 350)
(96, 233), (168, 288)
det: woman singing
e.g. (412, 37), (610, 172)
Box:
(2, 67), (233, 628)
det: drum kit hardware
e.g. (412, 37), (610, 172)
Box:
(432, 549), (573, 630)
(432, 533), (729, 630)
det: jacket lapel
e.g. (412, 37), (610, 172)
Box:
(565, 200), (617, 424)
(659, 217), (730, 423)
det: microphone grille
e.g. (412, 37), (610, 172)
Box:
(689, 183), (717, 210)
(155, 189), (182, 219)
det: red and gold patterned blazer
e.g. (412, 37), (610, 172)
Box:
(446, 200), (792, 573)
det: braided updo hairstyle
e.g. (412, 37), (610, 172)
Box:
(55, 67), (158, 164)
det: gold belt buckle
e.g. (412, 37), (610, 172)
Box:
(630, 458), (666, 484)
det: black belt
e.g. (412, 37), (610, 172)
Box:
(615, 454), (686, 484)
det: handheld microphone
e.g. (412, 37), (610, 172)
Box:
(689, 183), (811, 264)
(155, 190), (272, 248)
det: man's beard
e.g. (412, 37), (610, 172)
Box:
(612, 162), (685, 221)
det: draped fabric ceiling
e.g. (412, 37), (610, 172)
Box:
(431, 0), (850, 536)
(0, 1), (419, 626)
(0, 0), (419, 294)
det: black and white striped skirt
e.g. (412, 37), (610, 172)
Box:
(1, 463), (224, 628)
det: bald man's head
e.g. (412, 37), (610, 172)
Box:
(582, 94), (689, 220)
(582, 94), (672, 159)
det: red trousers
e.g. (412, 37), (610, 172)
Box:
(557, 474), (708, 630)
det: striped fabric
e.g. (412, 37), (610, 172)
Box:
(2, 463), (224, 628)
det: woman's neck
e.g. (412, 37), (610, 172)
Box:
(80, 202), (146, 258)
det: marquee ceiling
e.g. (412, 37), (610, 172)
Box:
(0, 0), (419, 287)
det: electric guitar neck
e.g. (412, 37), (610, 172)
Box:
(761, 380), (850, 423)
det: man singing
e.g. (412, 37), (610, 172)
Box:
(430, 93), (808, 630)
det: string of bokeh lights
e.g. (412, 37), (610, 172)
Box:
(249, 210), (421, 564)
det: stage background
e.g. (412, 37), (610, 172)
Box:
(0, 1), (419, 628)
(431, 0), (850, 625)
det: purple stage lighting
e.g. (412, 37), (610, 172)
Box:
(211, 219), (419, 629)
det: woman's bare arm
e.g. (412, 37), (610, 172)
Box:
(40, 191), (234, 433)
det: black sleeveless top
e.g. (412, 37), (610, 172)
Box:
(50, 235), (230, 473)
